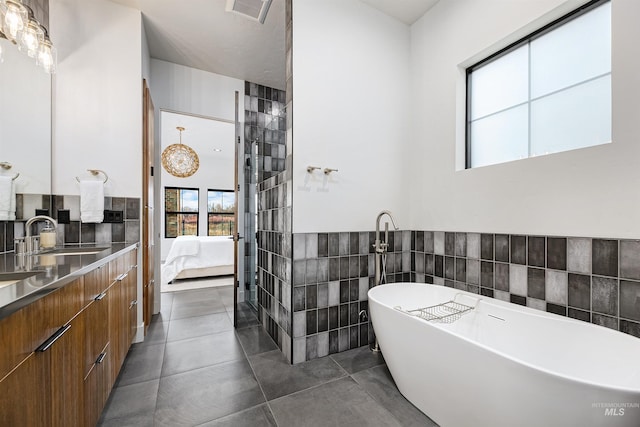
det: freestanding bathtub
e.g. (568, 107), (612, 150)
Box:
(369, 283), (640, 427)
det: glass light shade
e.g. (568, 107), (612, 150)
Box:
(1, 0), (28, 41)
(36, 38), (56, 73)
(161, 127), (200, 178)
(162, 144), (200, 177)
(17, 19), (44, 58)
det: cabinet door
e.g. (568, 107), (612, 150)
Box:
(0, 352), (49, 427)
(41, 309), (85, 427)
(127, 264), (138, 344)
(107, 276), (123, 383)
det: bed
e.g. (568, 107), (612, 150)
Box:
(162, 235), (235, 283)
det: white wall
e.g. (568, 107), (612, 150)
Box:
(50, 0), (142, 198)
(408, 0), (640, 238)
(291, 0), (411, 233)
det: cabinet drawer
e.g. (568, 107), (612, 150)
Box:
(84, 264), (109, 303)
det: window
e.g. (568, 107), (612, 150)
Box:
(466, 0), (611, 168)
(165, 187), (199, 238)
(207, 189), (236, 236)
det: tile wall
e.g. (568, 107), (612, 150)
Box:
(254, 0), (295, 363)
(291, 231), (410, 363)
(0, 194), (141, 253)
(244, 81), (287, 304)
(289, 229), (640, 363)
(244, 82), (287, 183)
(408, 231), (640, 339)
(257, 171), (292, 362)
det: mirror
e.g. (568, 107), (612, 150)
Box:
(0, 37), (52, 197)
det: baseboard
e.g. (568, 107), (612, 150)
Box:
(134, 321), (145, 343)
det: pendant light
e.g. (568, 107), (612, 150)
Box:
(161, 126), (200, 178)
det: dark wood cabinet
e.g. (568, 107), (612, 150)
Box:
(0, 247), (138, 427)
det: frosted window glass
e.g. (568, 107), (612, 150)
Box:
(471, 45), (528, 120)
(531, 2), (610, 98)
(531, 75), (611, 156)
(471, 105), (528, 168)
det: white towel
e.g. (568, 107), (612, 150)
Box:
(80, 180), (104, 223)
(0, 176), (16, 221)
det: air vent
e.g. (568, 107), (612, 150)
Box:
(226, 0), (273, 24)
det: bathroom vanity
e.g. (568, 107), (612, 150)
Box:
(0, 243), (138, 426)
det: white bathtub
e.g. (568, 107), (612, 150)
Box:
(369, 283), (640, 427)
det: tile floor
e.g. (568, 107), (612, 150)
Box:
(98, 285), (438, 427)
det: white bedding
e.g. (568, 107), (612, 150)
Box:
(162, 236), (235, 283)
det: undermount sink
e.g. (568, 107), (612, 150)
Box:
(39, 247), (110, 256)
(0, 271), (38, 287)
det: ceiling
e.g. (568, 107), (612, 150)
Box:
(109, 0), (439, 90)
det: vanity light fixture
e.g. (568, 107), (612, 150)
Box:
(161, 126), (200, 178)
(0, 0), (56, 73)
(17, 10), (43, 58)
(36, 35), (55, 73)
(0, 0), (28, 42)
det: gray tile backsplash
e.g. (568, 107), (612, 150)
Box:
(0, 194), (141, 253)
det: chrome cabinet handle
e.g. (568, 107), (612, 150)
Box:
(129, 300), (137, 309)
(95, 292), (106, 301)
(116, 272), (128, 281)
(96, 352), (106, 364)
(37, 324), (71, 352)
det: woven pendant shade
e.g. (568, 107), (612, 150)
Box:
(162, 126), (200, 178)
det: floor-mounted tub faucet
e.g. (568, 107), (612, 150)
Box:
(371, 210), (399, 352)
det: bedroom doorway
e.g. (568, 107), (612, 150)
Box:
(158, 105), (247, 326)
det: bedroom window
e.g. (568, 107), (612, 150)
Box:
(165, 187), (199, 238)
(466, 0), (611, 168)
(208, 189), (236, 236)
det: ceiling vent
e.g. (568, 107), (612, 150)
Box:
(225, 0), (273, 24)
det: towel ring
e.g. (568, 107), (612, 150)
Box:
(75, 169), (108, 183)
(11, 173), (19, 181)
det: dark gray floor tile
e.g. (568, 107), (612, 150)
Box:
(154, 360), (265, 427)
(98, 414), (154, 427)
(269, 377), (403, 427)
(235, 325), (278, 356)
(330, 345), (384, 374)
(197, 404), (277, 427)
(167, 312), (233, 342)
(116, 343), (165, 387)
(162, 330), (245, 377)
(236, 302), (260, 329)
(249, 349), (346, 401)
(100, 379), (159, 422)
(138, 320), (169, 347)
(352, 365), (438, 427)
(170, 298), (228, 320)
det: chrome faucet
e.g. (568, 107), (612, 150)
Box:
(371, 210), (399, 352)
(23, 215), (57, 254)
